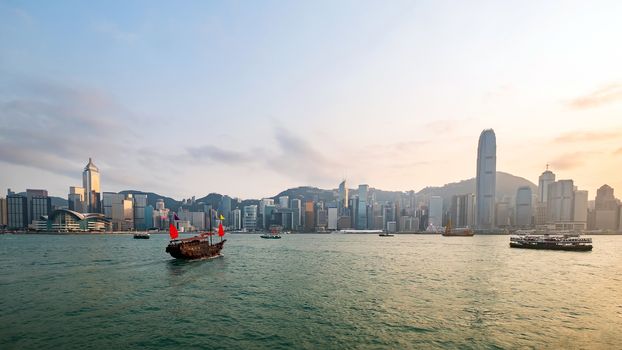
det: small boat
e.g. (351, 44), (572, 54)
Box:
(260, 233), (281, 239)
(510, 233), (592, 251)
(133, 232), (150, 239)
(379, 233), (394, 237)
(166, 214), (226, 260)
(261, 225), (282, 239)
(442, 219), (474, 237)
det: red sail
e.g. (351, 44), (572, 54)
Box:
(218, 222), (225, 237)
(169, 223), (179, 240)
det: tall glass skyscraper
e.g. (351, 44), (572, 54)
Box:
(476, 129), (496, 229)
(82, 158), (101, 213)
(357, 184), (368, 229)
(338, 180), (348, 215)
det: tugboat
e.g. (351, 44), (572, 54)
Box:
(509, 232), (592, 251)
(442, 219), (474, 237)
(166, 214), (226, 259)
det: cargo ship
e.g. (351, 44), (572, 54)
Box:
(509, 233), (592, 251)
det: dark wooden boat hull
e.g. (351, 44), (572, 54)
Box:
(133, 235), (150, 239)
(442, 233), (474, 237)
(510, 242), (592, 251)
(166, 239), (226, 259)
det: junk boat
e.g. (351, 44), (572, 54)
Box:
(443, 219), (474, 237)
(133, 232), (150, 239)
(166, 214), (226, 259)
(509, 232), (592, 251)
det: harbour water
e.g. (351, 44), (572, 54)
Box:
(1, 234), (621, 349)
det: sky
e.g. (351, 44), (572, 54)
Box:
(1, 0), (621, 200)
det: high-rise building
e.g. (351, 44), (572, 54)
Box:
(144, 205), (154, 229)
(25, 189), (51, 226)
(304, 200), (315, 232)
(357, 185), (368, 229)
(259, 198), (274, 229)
(547, 180), (574, 223)
(595, 185), (618, 210)
(278, 196), (289, 209)
(133, 194), (147, 230)
(594, 185), (618, 230)
(291, 198), (302, 231)
(338, 180), (348, 215)
(7, 194), (28, 229)
(220, 195), (232, 222)
(0, 197), (7, 227)
(82, 158), (101, 213)
(231, 208), (242, 230)
(327, 207), (338, 230)
(476, 129), (496, 229)
(68, 186), (86, 213)
(538, 167), (556, 203)
(103, 192), (134, 231)
(515, 186), (533, 227)
(450, 194), (475, 228)
(428, 196), (443, 229)
(243, 205), (257, 231)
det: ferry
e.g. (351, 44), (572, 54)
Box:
(509, 232), (592, 251)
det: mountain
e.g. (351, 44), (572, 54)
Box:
(119, 190), (181, 210)
(271, 172), (536, 207)
(416, 171), (537, 205)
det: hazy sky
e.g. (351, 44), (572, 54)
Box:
(1, 0), (621, 200)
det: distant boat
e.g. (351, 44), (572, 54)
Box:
(133, 232), (150, 239)
(261, 225), (282, 239)
(379, 233), (394, 237)
(166, 214), (226, 259)
(442, 219), (474, 237)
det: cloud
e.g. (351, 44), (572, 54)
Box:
(549, 152), (590, 170)
(92, 21), (139, 43)
(0, 77), (141, 183)
(568, 83), (622, 109)
(186, 145), (255, 164)
(614, 148), (622, 155)
(553, 129), (622, 143)
(267, 127), (338, 184)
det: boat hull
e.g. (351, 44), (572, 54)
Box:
(442, 232), (474, 237)
(166, 239), (226, 259)
(509, 242), (592, 251)
(260, 235), (281, 239)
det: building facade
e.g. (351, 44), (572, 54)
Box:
(476, 129), (496, 229)
(82, 158), (101, 213)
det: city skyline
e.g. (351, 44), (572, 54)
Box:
(1, 1), (622, 199)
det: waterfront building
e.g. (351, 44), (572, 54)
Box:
(428, 196), (443, 229)
(0, 197), (7, 227)
(231, 208), (242, 230)
(47, 209), (110, 232)
(304, 200), (315, 231)
(291, 198), (302, 230)
(26, 189), (49, 225)
(476, 129), (496, 229)
(538, 167), (556, 203)
(82, 158), (101, 213)
(515, 187), (533, 227)
(133, 194), (147, 230)
(7, 194), (28, 229)
(327, 207), (338, 230)
(495, 201), (511, 227)
(357, 185), (368, 229)
(547, 180), (574, 223)
(573, 190), (588, 228)
(450, 194), (475, 228)
(155, 199), (165, 210)
(278, 196), (289, 209)
(316, 206), (328, 230)
(220, 195), (232, 222)
(68, 186), (86, 213)
(259, 198), (274, 229)
(144, 205), (154, 229)
(243, 205), (257, 231)
(338, 180), (349, 215)
(102, 192), (134, 231)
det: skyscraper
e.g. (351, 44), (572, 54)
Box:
(338, 180), (348, 214)
(82, 158), (101, 213)
(357, 184), (368, 229)
(428, 196), (443, 229)
(515, 186), (533, 227)
(476, 129), (496, 229)
(538, 166), (556, 203)
(68, 186), (86, 213)
(0, 197), (7, 227)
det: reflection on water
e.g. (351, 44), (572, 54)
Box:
(0, 234), (621, 349)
